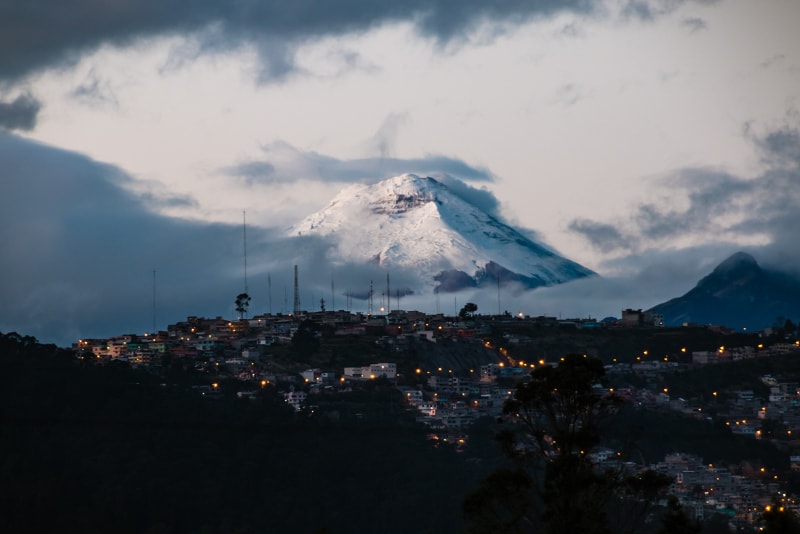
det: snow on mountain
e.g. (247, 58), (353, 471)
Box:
(288, 174), (595, 293)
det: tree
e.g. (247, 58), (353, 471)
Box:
(291, 319), (320, 362)
(464, 354), (671, 534)
(656, 496), (702, 534)
(760, 498), (800, 533)
(459, 302), (478, 320)
(235, 292), (251, 319)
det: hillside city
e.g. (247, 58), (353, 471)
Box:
(64, 304), (800, 532)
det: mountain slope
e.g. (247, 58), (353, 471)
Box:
(649, 252), (800, 330)
(288, 174), (595, 292)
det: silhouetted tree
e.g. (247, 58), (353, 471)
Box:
(235, 292), (250, 319)
(760, 498), (800, 533)
(465, 354), (671, 534)
(657, 496), (702, 534)
(291, 319), (320, 362)
(459, 302), (478, 320)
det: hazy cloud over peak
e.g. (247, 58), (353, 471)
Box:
(222, 141), (494, 186)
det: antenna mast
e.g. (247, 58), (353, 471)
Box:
(268, 273), (272, 315)
(243, 211), (248, 294)
(368, 280), (374, 316)
(152, 269), (156, 334)
(497, 274), (501, 315)
(293, 265), (300, 316)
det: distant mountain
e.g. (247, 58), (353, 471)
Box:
(649, 252), (800, 330)
(288, 174), (595, 293)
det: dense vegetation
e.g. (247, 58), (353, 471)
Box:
(0, 332), (493, 533)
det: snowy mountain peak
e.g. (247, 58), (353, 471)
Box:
(288, 174), (595, 293)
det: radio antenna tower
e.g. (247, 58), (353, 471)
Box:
(497, 274), (501, 316)
(242, 211), (248, 294)
(386, 273), (391, 313)
(152, 269), (156, 334)
(293, 265), (300, 316)
(268, 273), (272, 315)
(368, 280), (374, 316)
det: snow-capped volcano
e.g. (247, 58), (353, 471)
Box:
(288, 174), (594, 292)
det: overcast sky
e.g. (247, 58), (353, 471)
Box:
(1, 0), (799, 345)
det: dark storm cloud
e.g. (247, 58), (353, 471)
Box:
(0, 93), (41, 131)
(567, 120), (800, 271)
(0, 0), (600, 82)
(0, 132), (280, 345)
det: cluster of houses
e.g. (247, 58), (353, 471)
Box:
(71, 308), (800, 526)
(649, 452), (794, 528)
(398, 363), (519, 431)
(74, 310), (489, 364)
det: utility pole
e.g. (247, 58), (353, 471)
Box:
(243, 211), (248, 294)
(152, 269), (156, 334)
(293, 265), (300, 316)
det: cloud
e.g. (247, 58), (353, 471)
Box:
(568, 219), (631, 252)
(69, 69), (119, 108)
(554, 83), (588, 107)
(369, 112), (407, 159)
(0, 0), (603, 83)
(567, 118), (800, 271)
(0, 132), (265, 345)
(760, 54), (786, 69)
(621, 0), (718, 22)
(681, 16), (707, 33)
(0, 92), (41, 131)
(221, 141), (501, 221)
(753, 124), (800, 167)
(222, 140), (495, 185)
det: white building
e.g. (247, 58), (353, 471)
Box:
(343, 362), (397, 380)
(284, 391), (307, 411)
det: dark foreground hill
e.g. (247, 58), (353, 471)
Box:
(0, 332), (491, 534)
